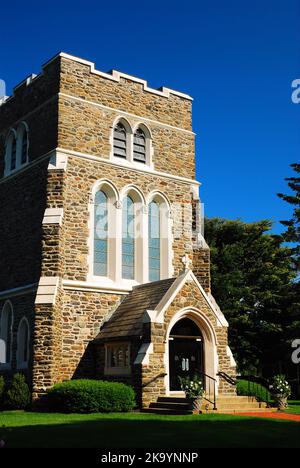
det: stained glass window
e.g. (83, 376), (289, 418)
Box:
(148, 201), (161, 281)
(122, 196), (135, 279)
(94, 190), (108, 276)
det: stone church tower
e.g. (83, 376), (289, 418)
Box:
(0, 53), (237, 408)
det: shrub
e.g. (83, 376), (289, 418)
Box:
(237, 379), (271, 401)
(0, 376), (5, 409)
(47, 379), (136, 413)
(5, 373), (31, 410)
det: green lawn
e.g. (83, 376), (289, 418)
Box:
(285, 402), (300, 414)
(0, 411), (300, 448)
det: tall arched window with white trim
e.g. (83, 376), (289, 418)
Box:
(0, 301), (13, 366)
(10, 136), (17, 171)
(94, 190), (108, 276)
(148, 201), (161, 281)
(122, 195), (135, 279)
(133, 128), (146, 163)
(113, 123), (127, 158)
(17, 318), (30, 369)
(20, 126), (29, 165)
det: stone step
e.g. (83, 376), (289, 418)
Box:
(150, 401), (190, 409)
(216, 401), (268, 408)
(142, 407), (193, 416)
(158, 397), (188, 403)
(145, 395), (272, 415)
(216, 408), (276, 414)
(217, 395), (256, 400)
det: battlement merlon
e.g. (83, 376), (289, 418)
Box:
(0, 52), (194, 132)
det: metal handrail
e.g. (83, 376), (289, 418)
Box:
(218, 372), (270, 406)
(142, 373), (167, 388)
(199, 372), (217, 410)
(217, 371), (237, 386)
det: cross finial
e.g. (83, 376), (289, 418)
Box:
(181, 254), (192, 271)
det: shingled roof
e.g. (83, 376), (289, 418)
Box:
(95, 277), (177, 341)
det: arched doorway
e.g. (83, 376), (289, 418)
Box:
(169, 318), (204, 391)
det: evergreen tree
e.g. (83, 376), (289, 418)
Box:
(205, 218), (296, 375)
(278, 163), (300, 271)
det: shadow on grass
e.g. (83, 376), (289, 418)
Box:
(1, 415), (300, 448)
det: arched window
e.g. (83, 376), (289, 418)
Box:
(10, 136), (17, 171)
(122, 195), (135, 279)
(113, 123), (127, 158)
(20, 126), (28, 165)
(133, 128), (146, 163)
(148, 201), (161, 281)
(0, 301), (13, 366)
(94, 190), (108, 276)
(17, 318), (30, 368)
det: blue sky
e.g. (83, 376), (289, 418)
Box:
(0, 0), (299, 234)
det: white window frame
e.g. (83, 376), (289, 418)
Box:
(17, 121), (29, 167)
(16, 317), (30, 370)
(120, 185), (147, 285)
(0, 300), (14, 369)
(4, 122), (29, 177)
(110, 118), (153, 170)
(147, 192), (173, 281)
(87, 181), (173, 289)
(104, 342), (131, 375)
(88, 180), (119, 284)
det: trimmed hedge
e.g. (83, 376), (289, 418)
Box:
(47, 379), (136, 413)
(237, 379), (271, 401)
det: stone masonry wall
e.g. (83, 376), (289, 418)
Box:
(58, 95), (195, 180)
(0, 159), (49, 291)
(193, 248), (211, 293)
(58, 289), (123, 382)
(140, 279), (236, 408)
(59, 57), (192, 130)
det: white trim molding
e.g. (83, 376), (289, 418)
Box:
(134, 343), (153, 365)
(226, 345), (237, 368)
(0, 283), (38, 300)
(146, 269), (228, 328)
(59, 92), (195, 136)
(16, 316), (30, 370)
(165, 307), (219, 395)
(2, 52), (192, 109)
(55, 52), (193, 101)
(62, 279), (131, 295)
(48, 151), (68, 171)
(35, 277), (60, 305)
(42, 208), (64, 226)
(56, 148), (201, 187)
(0, 300), (14, 368)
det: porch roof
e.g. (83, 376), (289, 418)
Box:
(94, 277), (177, 341)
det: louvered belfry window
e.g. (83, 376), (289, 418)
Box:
(133, 128), (146, 163)
(113, 123), (127, 158)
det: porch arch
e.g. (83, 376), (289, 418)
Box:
(164, 307), (218, 394)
